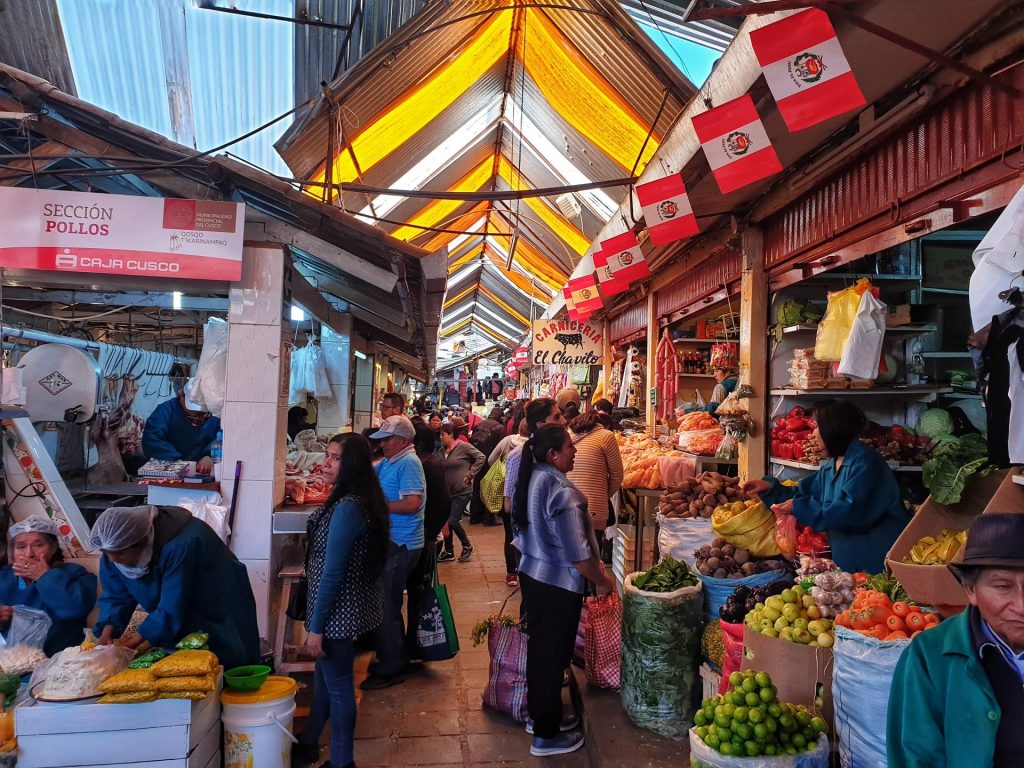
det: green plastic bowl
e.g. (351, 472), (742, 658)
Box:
(224, 664), (272, 692)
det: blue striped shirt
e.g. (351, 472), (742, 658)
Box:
(513, 464), (596, 594)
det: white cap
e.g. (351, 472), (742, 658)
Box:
(370, 415), (416, 440)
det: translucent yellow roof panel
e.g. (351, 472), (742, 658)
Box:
(390, 159), (493, 242)
(496, 155), (588, 256)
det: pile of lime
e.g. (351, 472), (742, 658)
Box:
(692, 670), (827, 758)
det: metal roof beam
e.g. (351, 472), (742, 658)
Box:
(0, 288), (228, 312)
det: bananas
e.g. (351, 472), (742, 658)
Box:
(903, 529), (968, 565)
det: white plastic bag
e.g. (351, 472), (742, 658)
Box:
(289, 342), (333, 405)
(656, 515), (716, 567)
(9, 606), (52, 649)
(689, 728), (829, 768)
(191, 317), (229, 416)
(0, 368), (26, 406)
(182, 500), (231, 543)
(837, 291), (886, 379)
(971, 183), (1024, 331)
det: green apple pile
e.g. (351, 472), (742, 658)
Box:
(692, 670), (827, 760)
(743, 585), (835, 648)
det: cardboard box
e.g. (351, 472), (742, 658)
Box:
(885, 304), (912, 327)
(886, 470), (1010, 610)
(741, 626), (834, 729)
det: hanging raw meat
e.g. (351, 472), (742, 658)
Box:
(88, 375), (134, 485)
(655, 330), (679, 421)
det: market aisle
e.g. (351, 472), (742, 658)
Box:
(295, 522), (592, 767)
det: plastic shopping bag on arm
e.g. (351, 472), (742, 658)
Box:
(837, 291), (887, 379)
(814, 279), (875, 362)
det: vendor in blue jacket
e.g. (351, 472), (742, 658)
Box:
(888, 513), (1024, 767)
(742, 399), (907, 572)
(142, 380), (220, 474)
(0, 516), (97, 655)
(91, 504), (259, 669)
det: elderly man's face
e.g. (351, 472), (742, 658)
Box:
(965, 567), (1024, 653)
(379, 435), (410, 459)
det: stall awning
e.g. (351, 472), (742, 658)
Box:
(276, 0), (695, 347)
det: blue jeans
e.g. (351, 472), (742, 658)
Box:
(443, 495), (471, 550)
(299, 637), (356, 767)
(370, 542), (422, 676)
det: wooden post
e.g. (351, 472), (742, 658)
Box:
(645, 290), (657, 434)
(739, 228), (768, 482)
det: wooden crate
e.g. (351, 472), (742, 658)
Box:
(16, 683), (222, 768)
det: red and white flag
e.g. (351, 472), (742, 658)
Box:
(562, 286), (580, 321)
(566, 275), (604, 315)
(692, 94), (783, 195)
(636, 174), (700, 246)
(750, 9), (865, 132)
(597, 231), (651, 286)
(593, 255), (627, 298)
(514, 346), (530, 363)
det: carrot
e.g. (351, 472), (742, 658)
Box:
(906, 612), (927, 631)
(892, 602), (911, 618)
(923, 613), (940, 627)
(868, 625), (889, 641)
(910, 630), (922, 639)
(885, 630), (909, 640)
(886, 615), (906, 632)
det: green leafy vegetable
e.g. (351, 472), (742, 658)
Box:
(921, 432), (991, 504)
(632, 556), (700, 593)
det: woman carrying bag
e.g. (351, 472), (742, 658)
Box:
(513, 424), (613, 757)
(294, 433), (391, 768)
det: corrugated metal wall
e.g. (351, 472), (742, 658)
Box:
(609, 299), (648, 344)
(293, 0), (425, 107)
(763, 67), (1024, 268)
(655, 249), (740, 318)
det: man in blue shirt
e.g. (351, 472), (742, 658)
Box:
(364, 415), (425, 690)
(142, 381), (220, 474)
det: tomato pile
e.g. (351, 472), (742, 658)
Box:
(859, 423), (933, 465)
(833, 589), (940, 640)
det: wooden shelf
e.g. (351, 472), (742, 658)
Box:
(771, 386), (951, 397)
(673, 337), (738, 344)
(921, 287), (969, 296)
(771, 456), (923, 472)
(780, 323), (937, 336)
(675, 449), (737, 465)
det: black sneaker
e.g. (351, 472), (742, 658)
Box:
(458, 545), (474, 562)
(437, 550), (455, 562)
(359, 672), (406, 690)
(530, 729), (585, 757)
(525, 713), (579, 734)
(290, 741), (319, 767)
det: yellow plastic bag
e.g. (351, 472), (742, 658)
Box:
(99, 691), (157, 704)
(154, 675), (216, 693)
(814, 278), (873, 362)
(99, 668), (158, 694)
(151, 650), (218, 678)
(711, 500), (780, 557)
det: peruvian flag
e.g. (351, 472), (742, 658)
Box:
(593, 252), (627, 297)
(636, 174), (700, 246)
(597, 231), (651, 286)
(562, 286), (581, 321)
(750, 9), (865, 132)
(692, 94), (782, 195)
(514, 346), (530, 363)
(566, 275), (604, 315)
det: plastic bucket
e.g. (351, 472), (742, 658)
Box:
(221, 676), (298, 768)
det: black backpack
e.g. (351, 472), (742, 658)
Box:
(469, 419), (504, 457)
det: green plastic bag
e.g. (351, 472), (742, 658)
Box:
(814, 278), (873, 362)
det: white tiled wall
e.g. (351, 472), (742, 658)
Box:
(240, 558), (270, 639)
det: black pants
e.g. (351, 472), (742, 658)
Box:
(501, 511), (520, 574)
(469, 473), (487, 523)
(520, 572), (583, 740)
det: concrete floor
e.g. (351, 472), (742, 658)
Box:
(291, 521), (687, 767)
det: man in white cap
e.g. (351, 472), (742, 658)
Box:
(142, 379), (221, 474)
(363, 415), (425, 690)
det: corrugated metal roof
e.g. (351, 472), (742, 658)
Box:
(277, 0), (694, 345)
(0, 0), (77, 96)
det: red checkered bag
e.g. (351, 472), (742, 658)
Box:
(573, 601), (588, 667)
(584, 591), (622, 689)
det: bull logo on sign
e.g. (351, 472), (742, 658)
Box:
(554, 332), (584, 351)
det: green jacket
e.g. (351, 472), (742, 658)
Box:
(887, 608), (1000, 768)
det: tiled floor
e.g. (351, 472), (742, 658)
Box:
(293, 521), (684, 768)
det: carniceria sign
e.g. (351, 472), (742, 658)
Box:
(531, 320), (603, 366)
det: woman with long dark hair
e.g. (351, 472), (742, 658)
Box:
(294, 433), (391, 768)
(513, 424), (612, 757)
(743, 399), (908, 572)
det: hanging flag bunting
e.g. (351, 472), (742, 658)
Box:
(514, 346), (530, 364)
(750, 9), (866, 132)
(692, 94), (783, 195)
(562, 286), (580, 321)
(636, 174), (700, 246)
(566, 275), (605, 316)
(597, 231), (652, 286)
(593, 254), (628, 298)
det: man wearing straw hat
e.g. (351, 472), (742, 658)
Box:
(888, 513), (1024, 767)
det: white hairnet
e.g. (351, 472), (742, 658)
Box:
(90, 505), (157, 551)
(9, 515), (60, 540)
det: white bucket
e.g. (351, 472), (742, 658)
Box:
(221, 686), (298, 768)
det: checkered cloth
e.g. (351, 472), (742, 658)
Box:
(584, 592), (622, 689)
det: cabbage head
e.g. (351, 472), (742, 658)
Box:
(919, 408), (953, 439)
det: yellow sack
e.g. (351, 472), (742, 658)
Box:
(711, 500), (780, 557)
(100, 668), (158, 694)
(154, 675), (216, 693)
(158, 691), (208, 701)
(99, 691), (157, 704)
(151, 650), (218, 678)
(814, 278), (873, 362)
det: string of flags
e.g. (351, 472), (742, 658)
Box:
(556, 8), (865, 316)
